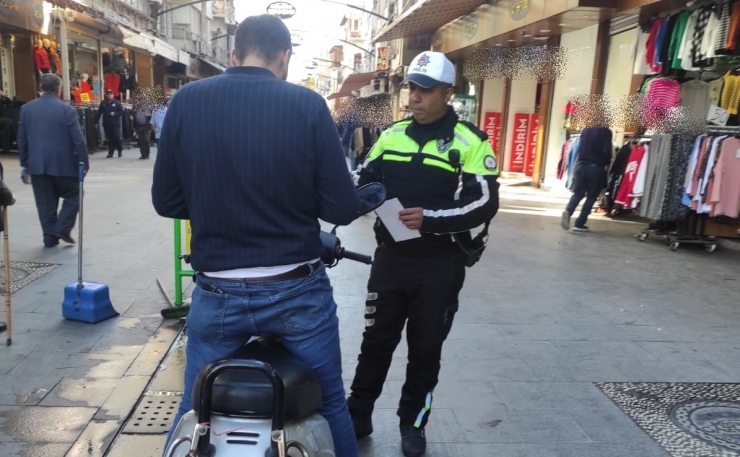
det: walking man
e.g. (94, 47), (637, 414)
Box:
(152, 14), (362, 457)
(18, 73), (89, 248)
(96, 88), (124, 158)
(348, 51), (500, 456)
(150, 95), (169, 145)
(561, 125), (613, 232)
(132, 107), (151, 160)
(0, 90), (14, 158)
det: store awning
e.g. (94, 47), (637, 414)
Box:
(327, 72), (378, 100)
(198, 57), (226, 73)
(373, 0), (487, 43)
(119, 27), (180, 63)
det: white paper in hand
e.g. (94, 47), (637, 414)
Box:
(375, 198), (421, 242)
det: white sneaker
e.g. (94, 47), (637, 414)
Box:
(560, 210), (571, 230)
(572, 226), (590, 232)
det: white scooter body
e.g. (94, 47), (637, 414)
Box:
(168, 410), (335, 457)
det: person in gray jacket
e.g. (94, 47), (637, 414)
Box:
(18, 73), (89, 248)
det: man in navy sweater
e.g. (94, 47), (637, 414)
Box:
(152, 14), (361, 456)
(561, 125), (613, 232)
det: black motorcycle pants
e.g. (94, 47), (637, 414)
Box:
(348, 244), (466, 428)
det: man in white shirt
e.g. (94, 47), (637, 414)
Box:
(150, 95), (170, 144)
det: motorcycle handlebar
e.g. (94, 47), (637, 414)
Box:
(340, 249), (373, 265)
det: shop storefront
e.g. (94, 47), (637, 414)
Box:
(376, 0), (672, 184)
(0, 0), (54, 101)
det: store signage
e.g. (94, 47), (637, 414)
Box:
(511, 0), (531, 21)
(266, 2), (296, 19)
(510, 113), (529, 172)
(482, 112), (502, 164)
(0, 0), (45, 33)
(525, 113), (539, 177)
(0, 47), (9, 96)
(376, 46), (389, 71)
(707, 105), (729, 126)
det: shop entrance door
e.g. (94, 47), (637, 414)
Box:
(503, 79), (542, 176)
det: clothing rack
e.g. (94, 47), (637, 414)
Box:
(635, 131), (722, 253)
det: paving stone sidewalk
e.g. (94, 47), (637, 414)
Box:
(0, 149), (183, 457)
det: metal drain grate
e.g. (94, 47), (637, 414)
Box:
(122, 392), (182, 434)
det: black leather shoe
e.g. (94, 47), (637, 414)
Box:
(55, 233), (75, 244)
(400, 424), (426, 457)
(106, 154), (113, 158)
(350, 411), (373, 439)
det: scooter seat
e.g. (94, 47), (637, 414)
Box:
(192, 339), (323, 420)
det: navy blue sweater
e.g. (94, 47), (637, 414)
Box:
(151, 66), (360, 272)
(576, 127), (613, 168)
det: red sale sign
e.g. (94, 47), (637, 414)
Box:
(509, 113), (529, 172)
(482, 112), (502, 164)
(525, 113), (539, 177)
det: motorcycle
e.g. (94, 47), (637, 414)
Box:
(164, 183), (386, 457)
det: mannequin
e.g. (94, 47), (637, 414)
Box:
(49, 41), (62, 75)
(92, 75), (101, 101)
(119, 67), (137, 102)
(34, 39), (50, 74)
(42, 39), (58, 75)
(104, 69), (120, 99)
(79, 73), (93, 102)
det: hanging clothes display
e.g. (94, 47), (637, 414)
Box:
(556, 136), (581, 189)
(614, 142), (650, 209)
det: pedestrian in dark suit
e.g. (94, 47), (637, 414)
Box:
(96, 88), (124, 158)
(18, 73), (89, 248)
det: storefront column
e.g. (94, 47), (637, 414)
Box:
(59, 14), (71, 101)
(590, 22), (610, 95)
(98, 38), (103, 101)
(531, 36), (560, 188)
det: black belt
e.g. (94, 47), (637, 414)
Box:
(202, 261), (321, 284)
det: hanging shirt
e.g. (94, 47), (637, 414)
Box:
(614, 144), (647, 208)
(697, 136), (728, 213)
(701, 5), (722, 60)
(680, 79), (711, 121)
(720, 72), (740, 114)
(708, 77), (724, 106)
(709, 136), (740, 218)
(669, 11), (691, 69)
(715, 1), (732, 55)
(646, 18), (664, 74)
(646, 78), (681, 109)
(631, 144), (650, 208)
(653, 18), (670, 73)
(727, 2), (740, 50)
(679, 11), (700, 70)
(634, 31), (652, 75)
(682, 134), (707, 207)
(691, 6), (713, 68)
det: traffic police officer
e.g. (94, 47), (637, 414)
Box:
(96, 89), (124, 158)
(347, 51), (500, 457)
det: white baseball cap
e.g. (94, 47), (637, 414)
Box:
(404, 51), (456, 89)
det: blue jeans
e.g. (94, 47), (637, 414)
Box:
(166, 264), (359, 457)
(566, 163), (607, 228)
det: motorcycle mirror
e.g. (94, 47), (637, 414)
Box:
(356, 183), (386, 216)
